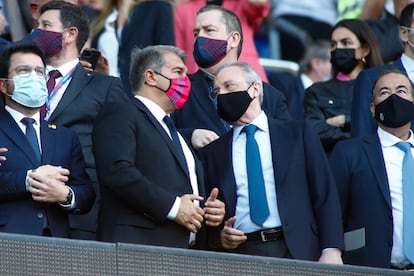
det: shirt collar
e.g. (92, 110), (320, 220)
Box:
(135, 95), (167, 122)
(377, 127), (414, 148)
(300, 73), (313, 89)
(5, 105), (40, 126)
(233, 111), (268, 142)
(400, 54), (414, 73)
(47, 59), (79, 77)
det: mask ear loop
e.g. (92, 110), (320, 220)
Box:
(153, 71), (172, 92)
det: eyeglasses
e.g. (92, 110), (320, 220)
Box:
(9, 65), (46, 78)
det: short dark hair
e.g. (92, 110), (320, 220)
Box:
(0, 43), (46, 78)
(197, 5), (243, 58)
(400, 3), (414, 27)
(40, 1), (89, 52)
(129, 45), (186, 93)
(371, 69), (414, 102)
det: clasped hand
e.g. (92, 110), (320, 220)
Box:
(27, 165), (70, 203)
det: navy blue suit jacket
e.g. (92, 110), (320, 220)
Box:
(351, 58), (414, 137)
(199, 116), (344, 260)
(329, 135), (394, 268)
(0, 109), (95, 237)
(173, 70), (291, 142)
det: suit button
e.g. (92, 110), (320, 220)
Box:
(37, 213), (44, 219)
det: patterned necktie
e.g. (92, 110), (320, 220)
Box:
(163, 115), (188, 173)
(40, 70), (61, 118)
(395, 141), (414, 263)
(244, 124), (269, 225)
(21, 117), (41, 162)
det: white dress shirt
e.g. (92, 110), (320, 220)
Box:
(232, 111), (282, 233)
(45, 59), (79, 120)
(400, 54), (414, 84)
(378, 127), (414, 267)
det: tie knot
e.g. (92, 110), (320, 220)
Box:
(49, 70), (61, 79)
(244, 124), (257, 135)
(163, 115), (173, 125)
(396, 141), (412, 153)
(21, 117), (35, 126)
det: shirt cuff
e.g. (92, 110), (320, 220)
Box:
(25, 170), (31, 191)
(167, 196), (181, 220)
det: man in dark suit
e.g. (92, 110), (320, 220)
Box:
(330, 70), (414, 270)
(173, 5), (290, 150)
(35, 1), (130, 240)
(0, 43), (95, 237)
(93, 45), (224, 248)
(351, 3), (414, 137)
(199, 62), (344, 263)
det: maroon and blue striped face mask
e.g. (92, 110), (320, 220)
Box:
(28, 29), (63, 58)
(193, 36), (228, 68)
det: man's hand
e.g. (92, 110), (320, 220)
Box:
(318, 248), (343, 264)
(175, 194), (204, 233)
(191, 129), (219, 149)
(27, 171), (69, 203)
(34, 165), (70, 183)
(220, 216), (247, 249)
(79, 54), (110, 75)
(326, 114), (345, 127)
(204, 188), (225, 227)
(0, 147), (8, 164)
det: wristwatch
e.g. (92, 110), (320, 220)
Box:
(62, 188), (73, 205)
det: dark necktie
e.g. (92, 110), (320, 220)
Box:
(21, 117), (41, 162)
(40, 70), (61, 118)
(395, 141), (414, 263)
(163, 115), (188, 173)
(244, 124), (269, 225)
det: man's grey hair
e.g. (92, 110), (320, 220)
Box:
(129, 45), (186, 94)
(299, 40), (331, 74)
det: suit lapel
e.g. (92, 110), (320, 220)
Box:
(218, 131), (238, 216)
(133, 98), (190, 177)
(0, 110), (40, 166)
(268, 119), (290, 188)
(363, 135), (392, 208)
(39, 120), (57, 164)
(49, 65), (92, 121)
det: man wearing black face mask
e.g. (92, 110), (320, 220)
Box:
(330, 70), (414, 269)
(199, 62), (344, 263)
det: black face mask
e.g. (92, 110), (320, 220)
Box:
(374, 94), (414, 128)
(330, 48), (359, 75)
(217, 90), (253, 123)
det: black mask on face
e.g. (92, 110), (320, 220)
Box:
(330, 48), (359, 75)
(374, 93), (414, 128)
(217, 90), (253, 123)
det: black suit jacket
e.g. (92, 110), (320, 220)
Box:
(0, 110), (95, 237)
(329, 135), (395, 268)
(93, 98), (206, 248)
(47, 65), (129, 235)
(199, 116), (344, 260)
(173, 70), (291, 142)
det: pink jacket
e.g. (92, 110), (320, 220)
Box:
(174, 0), (269, 81)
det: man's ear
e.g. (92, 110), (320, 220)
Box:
(400, 26), (409, 44)
(144, 69), (157, 86)
(229, 31), (241, 49)
(64, 27), (78, 46)
(0, 79), (8, 96)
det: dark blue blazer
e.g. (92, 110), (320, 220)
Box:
(267, 71), (305, 120)
(351, 58), (414, 137)
(199, 116), (344, 260)
(329, 135), (394, 268)
(0, 110), (95, 237)
(173, 70), (291, 142)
